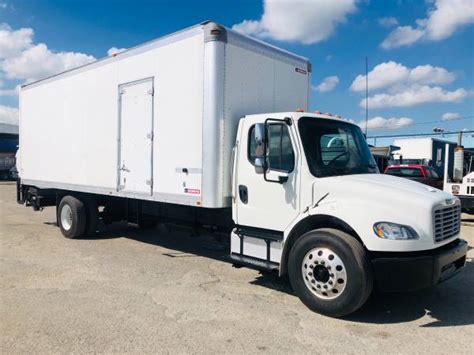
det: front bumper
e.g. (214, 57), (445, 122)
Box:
(372, 239), (468, 292)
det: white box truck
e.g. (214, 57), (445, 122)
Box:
(17, 22), (467, 317)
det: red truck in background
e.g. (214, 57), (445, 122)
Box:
(384, 164), (444, 190)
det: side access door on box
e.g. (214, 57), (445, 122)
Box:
(117, 78), (154, 195)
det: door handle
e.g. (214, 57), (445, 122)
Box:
(239, 185), (248, 204)
(120, 164), (130, 172)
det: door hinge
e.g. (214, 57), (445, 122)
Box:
(148, 88), (154, 96)
(147, 132), (154, 140)
(146, 179), (153, 186)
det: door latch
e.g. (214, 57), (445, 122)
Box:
(238, 185), (248, 204)
(119, 164), (130, 172)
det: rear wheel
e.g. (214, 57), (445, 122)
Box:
(288, 228), (373, 317)
(57, 195), (87, 239)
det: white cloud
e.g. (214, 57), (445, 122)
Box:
(0, 24), (33, 59)
(378, 17), (399, 27)
(232, 0), (357, 44)
(381, 0), (474, 49)
(350, 61), (455, 92)
(441, 112), (461, 121)
(360, 86), (469, 109)
(0, 85), (19, 96)
(2, 43), (95, 81)
(313, 76), (339, 92)
(380, 26), (424, 49)
(0, 23), (96, 83)
(358, 116), (414, 131)
(107, 47), (126, 56)
(0, 105), (18, 125)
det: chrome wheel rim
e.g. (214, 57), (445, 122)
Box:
(60, 204), (73, 231)
(301, 247), (347, 300)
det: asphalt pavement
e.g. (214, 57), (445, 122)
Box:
(1, 182), (473, 354)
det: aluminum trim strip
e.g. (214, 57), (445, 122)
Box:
(21, 179), (201, 206)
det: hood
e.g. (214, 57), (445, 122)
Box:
(313, 173), (455, 210)
(309, 173), (459, 252)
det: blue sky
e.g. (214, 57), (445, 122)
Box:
(0, 0), (473, 146)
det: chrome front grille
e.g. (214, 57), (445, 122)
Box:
(433, 203), (461, 242)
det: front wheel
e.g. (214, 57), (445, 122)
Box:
(288, 229), (373, 317)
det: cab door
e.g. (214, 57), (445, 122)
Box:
(234, 118), (300, 232)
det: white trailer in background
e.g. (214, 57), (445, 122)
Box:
(443, 144), (474, 214)
(17, 22), (467, 317)
(392, 137), (456, 178)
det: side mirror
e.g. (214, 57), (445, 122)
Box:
(254, 123), (266, 158)
(254, 157), (266, 174)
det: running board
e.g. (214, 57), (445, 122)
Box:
(230, 253), (279, 272)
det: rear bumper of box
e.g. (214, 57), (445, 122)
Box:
(372, 239), (468, 292)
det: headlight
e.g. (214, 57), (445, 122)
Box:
(373, 222), (419, 240)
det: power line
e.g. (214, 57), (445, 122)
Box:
(368, 130), (474, 139)
(406, 115), (474, 127)
(361, 115), (474, 132)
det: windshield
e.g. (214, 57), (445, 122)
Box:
(298, 117), (378, 178)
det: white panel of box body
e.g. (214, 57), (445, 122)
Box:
(19, 23), (309, 208)
(19, 31), (205, 206)
(220, 43), (309, 203)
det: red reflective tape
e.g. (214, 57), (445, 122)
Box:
(184, 188), (201, 195)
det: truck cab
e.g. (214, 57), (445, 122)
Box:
(230, 111), (467, 316)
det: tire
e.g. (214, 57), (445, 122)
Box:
(83, 196), (99, 236)
(57, 195), (87, 239)
(288, 228), (373, 317)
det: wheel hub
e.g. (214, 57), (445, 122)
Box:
(301, 247), (347, 300)
(60, 204), (73, 231)
(313, 265), (330, 283)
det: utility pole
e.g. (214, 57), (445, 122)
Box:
(458, 130), (463, 146)
(365, 56), (369, 137)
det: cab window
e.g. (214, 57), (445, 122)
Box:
(248, 124), (295, 172)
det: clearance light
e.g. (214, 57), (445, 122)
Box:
(296, 108), (304, 112)
(315, 110), (321, 114)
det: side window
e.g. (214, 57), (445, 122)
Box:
(267, 124), (294, 172)
(248, 126), (257, 163)
(247, 124), (295, 172)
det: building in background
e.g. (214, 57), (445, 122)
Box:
(0, 123), (19, 180)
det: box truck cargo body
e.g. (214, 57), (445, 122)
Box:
(18, 22), (309, 208)
(17, 22), (467, 318)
